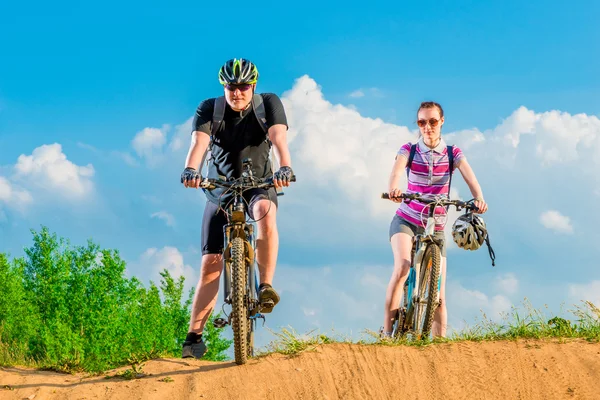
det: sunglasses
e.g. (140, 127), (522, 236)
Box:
(417, 118), (441, 128)
(224, 84), (253, 92)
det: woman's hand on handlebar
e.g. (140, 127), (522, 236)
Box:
(388, 188), (403, 203)
(474, 198), (488, 214)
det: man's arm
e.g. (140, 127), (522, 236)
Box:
(182, 131), (210, 188)
(185, 131), (210, 169)
(269, 124), (291, 168)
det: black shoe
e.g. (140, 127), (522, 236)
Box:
(182, 333), (207, 359)
(258, 283), (280, 314)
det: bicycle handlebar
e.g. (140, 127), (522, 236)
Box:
(381, 192), (479, 212)
(201, 175), (296, 191)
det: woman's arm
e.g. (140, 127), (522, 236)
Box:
(456, 158), (488, 213)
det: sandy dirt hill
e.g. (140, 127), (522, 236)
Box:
(1, 339), (598, 400)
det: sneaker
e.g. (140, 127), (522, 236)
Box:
(258, 283), (280, 314)
(182, 334), (207, 359)
(379, 327), (393, 340)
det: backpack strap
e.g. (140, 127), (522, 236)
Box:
(252, 93), (279, 177)
(207, 94), (275, 175)
(405, 143), (417, 178)
(197, 96), (226, 179)
(447, 145), (454, 197)
(208, 96), (226, 160)
(252, 94), (269, 135)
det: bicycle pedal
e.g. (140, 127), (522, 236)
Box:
(212, 317), (229, 328)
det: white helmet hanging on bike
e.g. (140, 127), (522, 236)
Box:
(452, 212), (488, 251)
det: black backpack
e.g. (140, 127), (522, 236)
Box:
(209, 94), (271, 151)
(203, 94), (276, 172)
(406, 143), (455, 195)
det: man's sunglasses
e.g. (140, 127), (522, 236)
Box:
(224, 84), (253, 92)
(417, 118), (440, 128)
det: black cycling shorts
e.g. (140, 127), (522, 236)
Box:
(201, 188), (278, 255)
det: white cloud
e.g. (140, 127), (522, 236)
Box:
(446, 280), (513, 330)
(76, 142), (99, 153)
(77, 141), (139, 167)
(495, 273), (519, 295)
(136, 246), (197, 294)
(131, 126), (169, 166)
(540, 210), (574, 234)
(126, 118), (193, 168)
(168, 117), (194, 152)
(111, 151), (139, 166)
(349, 90), (365, 98)
(274, 264), (389, 334)
(142, 195), (162, 204)
(151, 211), (175, 227)
(348, 88), (383, 99)
(13, 143), (95, 199)
(568, 280), (600, 307)
(302, 308), (316, 317)
(281, 75), (414, 221)
(0, 176), (32, 210)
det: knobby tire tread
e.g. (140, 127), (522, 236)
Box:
(231, 237), (248, 365)
(420, 243), (441, 339)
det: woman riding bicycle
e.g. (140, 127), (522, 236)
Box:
(383, 101), (488, 338)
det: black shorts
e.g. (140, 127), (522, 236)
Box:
(201, 188), (278, 255)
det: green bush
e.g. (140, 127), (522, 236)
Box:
(0, 226), (231, 372)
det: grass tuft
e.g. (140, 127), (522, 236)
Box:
(256, 299), (600, 358)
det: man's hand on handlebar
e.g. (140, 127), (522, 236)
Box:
(273, 166), (294, 189)
(181, 167), (201, 189)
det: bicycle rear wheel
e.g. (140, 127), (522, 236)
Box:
(413, 243), (441, 339)
(231, 237), (249, 365)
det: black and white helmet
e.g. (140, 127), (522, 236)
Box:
(452, 212), (488, 251)
(218, 58), (259, 85)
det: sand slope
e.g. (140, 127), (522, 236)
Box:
(1, 340), (598, 400)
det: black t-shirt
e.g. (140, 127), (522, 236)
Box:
(192, 92), (288, 205)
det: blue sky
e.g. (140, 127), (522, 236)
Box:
(1, 1), (600, 349)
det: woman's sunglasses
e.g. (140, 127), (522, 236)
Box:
(417, 118), (440, 128)
(224, 84), (253, 92)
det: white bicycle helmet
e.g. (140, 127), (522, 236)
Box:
(452, 212), (488, 251)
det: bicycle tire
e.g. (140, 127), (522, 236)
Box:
(231, 237), (248, 365)
(415, 243), (441, 339)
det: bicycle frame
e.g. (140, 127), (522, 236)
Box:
(208, 158), (295, 330)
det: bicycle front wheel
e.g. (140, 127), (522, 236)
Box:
(231, 237), (249, 365)
(414, 243), (441, 339)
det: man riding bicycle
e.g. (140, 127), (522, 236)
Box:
(180, 58), (294, 359)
